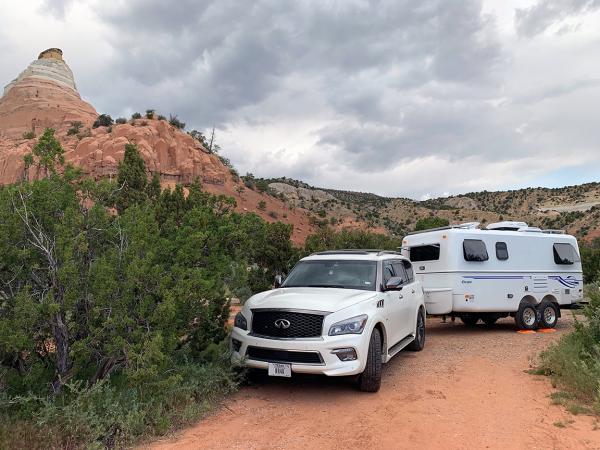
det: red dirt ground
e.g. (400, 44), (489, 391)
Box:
(146, 313), (600, 450)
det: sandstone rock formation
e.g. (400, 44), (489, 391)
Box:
(0, 48), (316, 244)
(0, 48), (97, 138)
(0, 48), (228, 186)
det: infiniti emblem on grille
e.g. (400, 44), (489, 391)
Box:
(274, 319), (291, 329)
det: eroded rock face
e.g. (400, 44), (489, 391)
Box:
(0, 48), (316, 244)
(0, 48), (228, 186)
(0, 49), (97, 138)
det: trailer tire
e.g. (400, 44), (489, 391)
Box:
(515, 303), (538, 330)
(357, 328), (382, 392)
(538, 301), (559, 329)
(407, 309), (426, 352)
(460, 315), (480, 327)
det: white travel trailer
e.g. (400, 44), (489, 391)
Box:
(401, 221), (583, 330)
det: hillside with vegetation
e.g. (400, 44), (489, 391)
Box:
(264, 177), (600, 241)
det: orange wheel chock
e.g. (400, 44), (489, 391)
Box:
(517, 330), (536, 334)
(537, 328), (556, 333)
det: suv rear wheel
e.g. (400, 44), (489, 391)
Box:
(407, 309), (425, 351)
(357, 328), (382, 392)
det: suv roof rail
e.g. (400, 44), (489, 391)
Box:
(313, 249), (378, 255)
(406, 222), (480, 236)
(311, 249), (402, 256)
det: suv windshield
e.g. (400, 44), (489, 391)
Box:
(282, 260), (377, 291)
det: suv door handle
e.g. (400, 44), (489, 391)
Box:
(411, 289), (415, 294)
(398, 294), (404, 299)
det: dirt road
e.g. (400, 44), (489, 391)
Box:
(148, 314), (600, 450)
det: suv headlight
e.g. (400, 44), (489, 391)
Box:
(328, 314), (368, 336)
(234, 312), (248, 330)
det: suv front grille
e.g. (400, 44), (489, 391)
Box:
(246, 346), (323, 364)
(251, 310), (324, 338)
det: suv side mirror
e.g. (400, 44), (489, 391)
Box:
(384, 276), (404, 291)
(274, 274), (285, 289)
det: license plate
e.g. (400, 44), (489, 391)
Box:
(268, 362), (291, 377)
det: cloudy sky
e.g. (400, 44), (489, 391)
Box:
(1, 0), (599, 199)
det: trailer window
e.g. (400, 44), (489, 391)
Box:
(553, 243), (580, 265)
(495, 242), (508, 260)
(463, 239), (489, 262)
(409, 244), (440, 262)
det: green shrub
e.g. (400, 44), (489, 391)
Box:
(131, 112), (142, 120)
(66, 121), (83, 136)
(22, 131), (35, 139)
(414, 217), (449, 231)
(258, 200), (267, 211)
(92, 114), (113, 128)
(115, 117), (127, 124)
(539, 288), (600, 412)
(157, 114), (166, 121)
(1, 142), (300, 447)
(145, 109), (155, 119)
(169, 115), (185, 129)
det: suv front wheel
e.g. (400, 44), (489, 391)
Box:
(357, 328), (382, 392)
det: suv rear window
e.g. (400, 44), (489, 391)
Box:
(553, 243), (580, 265)
(463, 239), (489, 262)
(409, 244), (440, 262)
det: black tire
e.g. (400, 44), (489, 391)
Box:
(538, 301), (559, 329)
(357, 328), (382, 392)
(460, 315), (480, 327)
(407, 309), (425, 351)
(515, 302), (538, 330)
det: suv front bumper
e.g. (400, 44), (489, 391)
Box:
(230, 327), (370, 376)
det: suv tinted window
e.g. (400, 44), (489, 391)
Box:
(391, 261), (409, 284)
(409, 244), (440, 262)
(403, 260), (414, 282)
(496, 242), (508, 260)
(553, 243), (580, 265)
(463, 239), (489, 262)
(383, 262), (395, 284)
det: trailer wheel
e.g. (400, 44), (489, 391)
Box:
(460, 315), (479, 327)
(357, 328), (382, 392)
(515, 303), (538, 330)
(407, 309), (425, 352)
(538, 301), (559, 329)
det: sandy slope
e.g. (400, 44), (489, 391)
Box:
(147, 314), (599, 450)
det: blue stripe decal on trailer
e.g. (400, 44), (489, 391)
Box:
(461, 275), (581, 288)
(462, 276), (526, 279)
(548, 276), (580, 288)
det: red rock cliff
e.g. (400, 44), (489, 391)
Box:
(0, 49), (315, 244)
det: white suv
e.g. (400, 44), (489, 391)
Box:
(231, 250), (426, 392)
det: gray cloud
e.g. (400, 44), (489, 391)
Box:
(4, 0), (600, 198)
(40, 0), (75, 18)
(515, 0), (600, 37)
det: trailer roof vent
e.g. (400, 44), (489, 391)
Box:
(486, 221), (528, 231)
(517, 226), (543, 233)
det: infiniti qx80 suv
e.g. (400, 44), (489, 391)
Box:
(231, 250), (426, 392)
